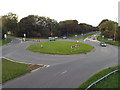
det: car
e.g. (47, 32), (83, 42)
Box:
(62, 37), (68, 39)
(49, 37), (56, 41)
(100, 42), (107, 47)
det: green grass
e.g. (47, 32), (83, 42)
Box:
(72, 32), (98, 40)
(78, 65), (119, 89)
(92, 72), (119, 88)
(97, 37), (120, 46)
(2, 58), (31, 83)
(0, 38), (11, 46)
(27, 41), (94, 55)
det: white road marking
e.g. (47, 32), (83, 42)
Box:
(61, 70), (67, 74)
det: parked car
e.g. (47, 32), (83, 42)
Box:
(100, 42), (107, 47)
(62, 37), (68, 39)
(49, 37), (56, 41)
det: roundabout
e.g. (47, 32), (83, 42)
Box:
(27, 41), (94, 55)
(2, 38), (118, 88)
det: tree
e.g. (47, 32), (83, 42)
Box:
(98, 20), (118, 40)
(2, 13), (18, 36)
(58, 20), (78, 36)
(18, 15), (58, 37)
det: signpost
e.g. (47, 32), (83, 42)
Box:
(108, 38), (113, 41)
(23, 33), (26, 41)
(75, 35), (77, 37)
(102, 35), (104, 38)
(4, 34), (7, 39)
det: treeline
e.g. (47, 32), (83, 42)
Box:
(1, 13), (98, 38)
(98, 19), (120, 41)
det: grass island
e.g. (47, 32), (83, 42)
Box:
(27, 41), (94, 55)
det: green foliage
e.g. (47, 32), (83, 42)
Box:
(18, 15), (58, 37)
(2, 13), (99, 38)
(58, 21), (98, 36)
(98, 19), (118, 40)
(2, 13), (18, 36)
(27, 41), (94, 55)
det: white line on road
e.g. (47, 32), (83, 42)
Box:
(61, 70), (67, 74)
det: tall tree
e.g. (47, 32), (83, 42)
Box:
(99, 20), (118, 40)
(18, 15), (58, 37)
(2, 13), (18, 36)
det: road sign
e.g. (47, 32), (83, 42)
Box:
(4, 34), (7, 39)
(24, 34), (26, 37)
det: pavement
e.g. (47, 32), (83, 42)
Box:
(1, 36), (118, 88)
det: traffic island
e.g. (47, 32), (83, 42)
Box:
(27, 41), (94, 55)
(1, 58), (44, 83)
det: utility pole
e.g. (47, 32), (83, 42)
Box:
(114, 18), (117, 41)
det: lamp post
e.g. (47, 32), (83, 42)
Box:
(114, 18), (117, 41)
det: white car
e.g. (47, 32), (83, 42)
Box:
(100, 42), (107, 47)
(49, 37), (56, 41)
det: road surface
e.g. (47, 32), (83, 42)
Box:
(2, 37), (118, 88)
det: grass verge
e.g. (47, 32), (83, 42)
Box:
(1, 58), (43, 83)
(78, 65), (119, 89)
(72, 32), (98, 40)
(97, 37), (120, 46)
(27, 41), (94, 55)
(0, 38), (11, 46)
(92, 71), (119, 88)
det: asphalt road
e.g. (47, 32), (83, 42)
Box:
(2, 37), (118, 88)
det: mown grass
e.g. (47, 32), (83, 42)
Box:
(27, 41), (94, 55)
(2, 58), (31, 83)
(92, 72), (119, 88)
(72, 32), (98, 40)
(1, 58), (43, 83)
(78, 65), (119, 89)
(0, 58), (43, 84)
(0, 38), (11, 46)
(97, 37), (120, 46)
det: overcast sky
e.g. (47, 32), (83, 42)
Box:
(0, 0), (119, 26)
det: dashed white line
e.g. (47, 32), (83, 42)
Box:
(61, 70), (67, 74)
